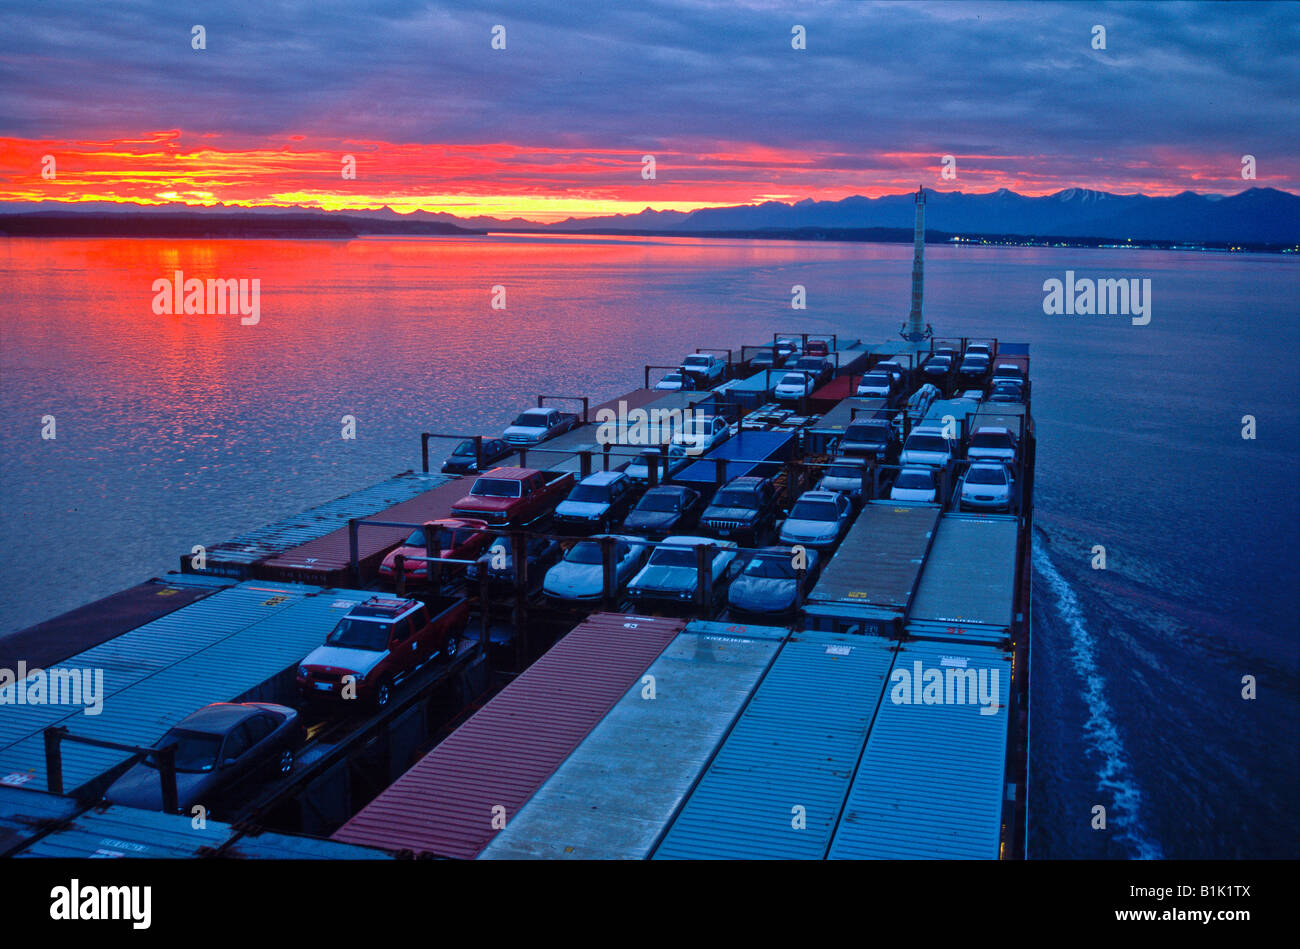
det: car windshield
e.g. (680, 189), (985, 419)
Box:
(452, 440), (477, 456)
(896, 471), (934, 489)
(967, 466), (1008, 486)
(926, 357), (951, 368)
(568, 484), (610, 503)
(638, 492), (681, 513)
(148, 728), (223, 773)
(566, 542), (604, 565)
(859, 374), (889, 388)
(745, 554), (796, 579)
(648, 545), (700, 568)
(963, 357), (989, 367)
(971, 432), (1013, 448)
(826, 464), (864, 480)
(683, 356), (708, 366)
(906, 435), (949, 452)
(471, 477), (522, 498)
(712, 489), (758, 509)
(326, 617), (391, 651)
(780, 373), (805, 386)
(511, 412), (548, 427)
(790, 499), (839, 521)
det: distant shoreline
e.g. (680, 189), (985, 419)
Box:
(1, 212), (1295, 254)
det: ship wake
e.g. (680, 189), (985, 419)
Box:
(1033, 542), (1164, 859)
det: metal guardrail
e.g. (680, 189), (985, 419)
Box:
(44, 727), (178, 811)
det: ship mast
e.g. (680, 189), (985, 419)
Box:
(901, 184), (933, 342)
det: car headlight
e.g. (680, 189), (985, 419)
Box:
(297, 665), (309, 678)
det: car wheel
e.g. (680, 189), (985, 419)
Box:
(445, 634), (458, 658)
(278, 748), (294, 776)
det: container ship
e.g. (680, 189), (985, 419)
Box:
(0, 189), (1035, 860)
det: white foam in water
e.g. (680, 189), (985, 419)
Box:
(1033, 544), (1164, 859)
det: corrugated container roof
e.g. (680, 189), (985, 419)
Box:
(672, 429), (794, 485)
(653, 630), (898, 860)
(0, 584), (372, 793)
(807, 502), (940, 613)
(922, 398), (980, 425)
(189, 472), (446, 576)
(332, 612), (683, 858)
(259, 477), (473, 580)
(0, 577), (226, 671)
(218, 829), (393, 860)
(15, 804), (238, 858)
(480, 620), (785, 860)
(909, 514), (1019, 630)
(828, 638), (1012, 859)
(0, 583), (312, 754)
(810, 397), (886, 437)
(0, 786), (81, 857)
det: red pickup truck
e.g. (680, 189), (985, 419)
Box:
(449, 466), (575, 527)
(297, 595), (469, 708)
(378, 517), (492, 582)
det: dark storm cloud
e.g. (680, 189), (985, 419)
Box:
(1, 0), (1295, 186)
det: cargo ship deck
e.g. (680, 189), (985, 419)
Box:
(0, 332), (1033, 860)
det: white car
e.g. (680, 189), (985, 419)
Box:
(773, 371), (815, 401)
(906, 383), (941, 417)
(967, 425), (1018, 463)
(680, 353), (726, 386)
(965, 343), (993, 358)
(654, 369), (696, 392)
(959, 389), (986, 401)
(855, 371), (897, 398)
(899, 426), (954, 468)
(670, 414), (731, 457)
(959, 462), (1015, 512)
(890, 466), (939, 503)
(628, 535), (739, 606)
(778, 490), (854, 550)
(816, 457), (870, 499)
(502, 407), (577, 446)
(624, 444), (691, 482)
(542, 535), (649, 603)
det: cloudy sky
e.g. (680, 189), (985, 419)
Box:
(1, 0), (1295, 220)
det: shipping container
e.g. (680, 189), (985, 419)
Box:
(803, 502), (941, 636)
(217, 827), (393, 860)
(922, 397), (981, 431)
(671, 429), (795, 491)
(480, 619), (785, 859)
(0, 582), (315, 753)
(970, 411), (1024, 441)
(0, 576), (228, 672)
(828, 638), (1013, 859)
(653, 630), (898, 859)
(183, 472), (446, 579)
(16, 804), (239, 858)
(718, 369), (781, 411)
(331, 613), (683, 858)
(0, 785), (81, 857)
(908, 514), (1019, 642)
(0, 583), (373, 796)
(258, 477), (474, 585)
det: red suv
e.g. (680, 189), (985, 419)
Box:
(297, 596), (469, 707)
(379, 517), (491, 583)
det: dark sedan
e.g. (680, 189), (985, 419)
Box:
(104, 702), (301, 813)
(441, 437), (513, 475)
(621, 485), (702, 539)
(727, 547), (821, 617)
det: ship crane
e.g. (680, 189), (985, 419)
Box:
(900, 184), (934, 343)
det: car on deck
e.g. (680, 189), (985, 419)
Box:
(727, 546), (822, 617)
(104, 702), (302, 814)
(542, 535), (650, 603)
(379, 517), (492, 583)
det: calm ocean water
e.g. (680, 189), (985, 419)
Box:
(1, 234), (1296, 858)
